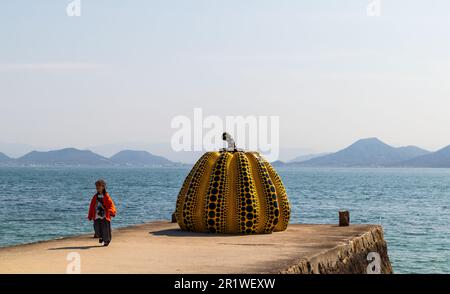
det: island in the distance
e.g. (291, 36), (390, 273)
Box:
(0, 148), (182, 167)
(279, 138), (450, 168)
(1, 137), (450, 168)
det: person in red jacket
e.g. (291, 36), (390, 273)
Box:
(88, 179), (116, 246)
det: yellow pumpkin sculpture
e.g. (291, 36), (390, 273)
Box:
(175, 133), (290, 234)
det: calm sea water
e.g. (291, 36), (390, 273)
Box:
(0, 166), (448, 273)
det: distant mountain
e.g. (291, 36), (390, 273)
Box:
(88, 142), (310, 164)
(0, 152), (12, 162)
(396, 146), (431, 159)
(270, 160), (286, 168)
(298, 138), (430, 167)
(394, 145), (450, 168)
(290, 153), (331, 163)
(2, 139), (447, 168)
(0, 142), (39, 158)
(1, 148), (176, 167)
(110, 150), (174, 166)
(88, 142), (202, 164)
(17, 148), (111, 166)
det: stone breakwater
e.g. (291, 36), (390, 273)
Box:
(0, 222), (392, 274)
(280, 225), (393, 274)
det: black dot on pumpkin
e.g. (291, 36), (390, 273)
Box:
(274, 209), (279, 217)
(247, 213), (254, 219)
(209, 203), (216, 209)
(246, 221), (253, 227)
(246, 206), (253, 212)
(208, 219), (215, 226)
(208, 211), (215, 218)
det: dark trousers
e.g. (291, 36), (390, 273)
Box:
(94, 218), (112, 243)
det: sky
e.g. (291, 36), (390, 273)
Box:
(1, 0), (450, 159)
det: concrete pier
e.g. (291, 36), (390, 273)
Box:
(0, 221), (392, 274)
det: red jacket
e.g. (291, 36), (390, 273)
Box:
(88, 193), (116, 221)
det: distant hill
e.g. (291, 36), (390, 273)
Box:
(270, 160), (286, 168)
(297, 138), (430, 167)
(290, 153), (331, 163)
(17, 148), (111, 166)
(394, 145), (450, 168)
(0, 142), (36, 158)
(110, 150), (174, 166)
(0, 152), (12, 162)
(395, 146), (431, 159)
(2, 139), (448, 168)
(1, 148), (176, 167)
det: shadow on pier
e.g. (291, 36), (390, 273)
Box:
(48, 245), (104, 250)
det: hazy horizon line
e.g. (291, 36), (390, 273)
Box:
(1, 137), (449, 160)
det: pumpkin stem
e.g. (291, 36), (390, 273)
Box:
(222, 132), (237, 151)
